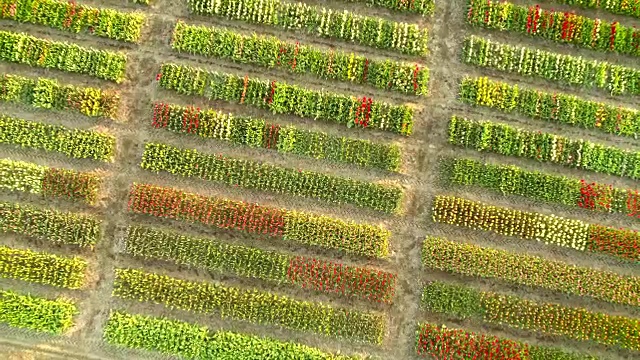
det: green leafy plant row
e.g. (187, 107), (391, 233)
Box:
(141, 142), (403, 214)
(422, 281), (640, 351)
(416, 322), (599, 360)
(460, 76), (640, 138)
(0, 0), (145, 42)
(113, 268), (386, 344)
(0, 245), (86, 288)
(421, 236), (640, 307)
(158, 63), (414, 135)
(0, 289), (76, 334)
(549, 0), (640, 19)
(448, 115), (640, 180)
(152, 102), (401, 172)
(172, 21), (429, 96)
(0, 158), (100, 204)
(0, 30), (127, 83)
(129, 183), (390, 258)
(125, 225), (397, 303)
(346, 0), (434, 15)
(104, 310), (365, 359)
(0, 73), (120, 119)
(462, 36), (640, 96)
(185, 0), (429, 55)
(467, 0), (640, 57)
(0, 201), (100, 247)
(0, 114), (116, 162)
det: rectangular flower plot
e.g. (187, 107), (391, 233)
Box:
(0, 73), (120, 119)
(141, 142), (403, 214)
(185, 0), (429, 55)
(448, 115), (640, 180)
(459, 76), (640, 137)
(104, 310), (365, 359)
(467, 0), (640, 57)
(0, 30), (127, 83)
(421, 281), (640, 351)
(421, 236), (640, 307)
(125, 225), (397, 303)
(152, 103), (401, 172)
(128, 183), (390, 258)
(551, 0), (640, 18)
(158, 63), (414, 135)
(0, 290), (76, 334)
(0, 245), (87, 289)
(171, 22), (430, 96)
(113, 268), (386, 344)
(0, 114), (116, 162)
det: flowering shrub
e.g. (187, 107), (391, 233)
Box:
(113, 268), (386, 344)
(172, 22), (429, 96)
(0, 290), (76, 334)
(152, 102), (401, 171)
(186, 0), (429, 55)
(0, 0), (145, 42)
(551, 0), (640, 19)
(0, 74), (120, 119)
(460, 77), (640, 137)
(467, 0), (640, 57)
(0, 30), (127, 82)
(105, 311), (364, 359)
(0, 202), (100, 247)
(421, 236), (640, 306)
(422, 281), (640, 351)
(462, 36), (640, 96)
(128, 183), (390, 257)
(0, 245), (86, 289)
(141, 142), (403, 213)
(448, 116), (640, 180)
(0, 115), (115, 162)
(158, 63), (414, 135)
(125, 225), (397, 303)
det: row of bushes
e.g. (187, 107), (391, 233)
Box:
(141, 142), (403, 213)
(128, 183), (390, 258)
(113, 268), (386, 344)
(0, 290), (76, 334)
(158, 63), (415, 135)
(152, 102), (401, 172)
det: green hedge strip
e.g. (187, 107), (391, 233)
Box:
(0, 290), (76, 334)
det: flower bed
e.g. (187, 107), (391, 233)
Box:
(0, 115), (115, 162)
(459, 76), (640, 137)
(172, 22), (429, 96)
(467, 0), (640, 57)
(448, 116), (640, 180)
(186, 0), (429, 55)
(158, 63), (414, 135)
(141, 142), (403, 213)
(551, 0), (640, 19)
(125, 225), (396, 303)
(346, 0), (435, 15)
(152, 102), (401, 172)
(0, 290), (76, 334)
(0, 30), (127, 82)
(421, 236), (640, 306)
(128, 183), (390, 258)
(104, 311), (364, 359)
(113, 268), (386, 344)
(0, 245), (86, 288)
(0, 74), (120, 119)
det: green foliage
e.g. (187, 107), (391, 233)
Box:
(171, 21), (429, 96)
(0, 74), (120, 119)
(0, 114), (115, 162)
(0, 290), (76, 334)
(421, 281), (484, 319)
(104, 310), (364, 359)
(0, 245), (86, 288)
(186, 0), (429, 55)
(113, 268), (386, 344)
(545, 0), (640, 20)
(0, 0), (145, 42)
(0, 158), (45, 195)
(141, 142), (403, 213)
(0, 202), (101, 246)
(529, 346), (599, 360)
(159, 63), (414, 135)
(346, 0), (434, 15)
(0, 30), (127, 82)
